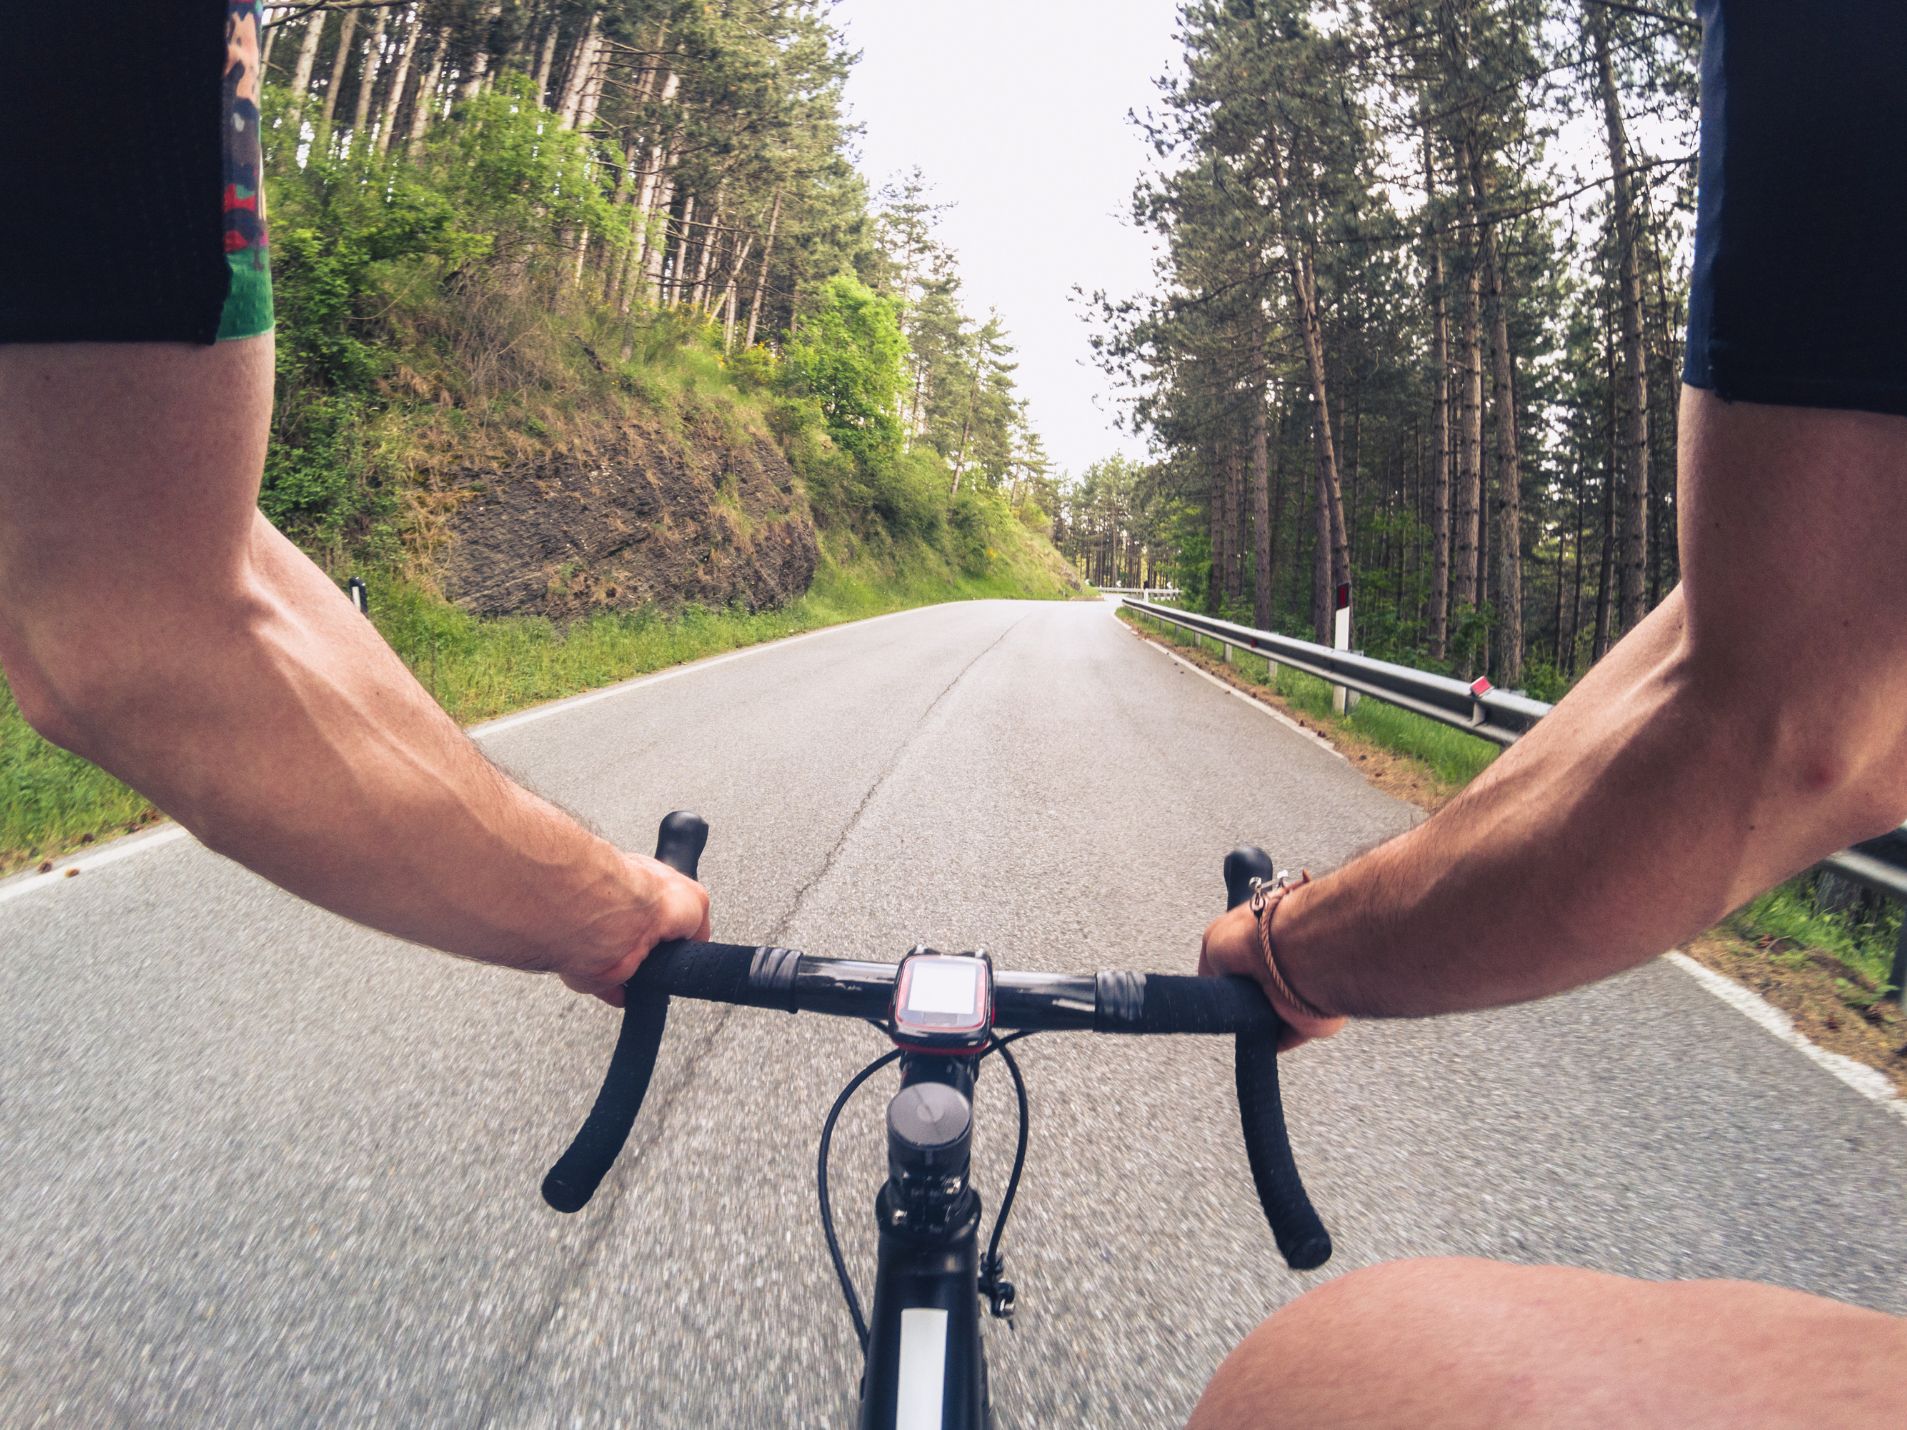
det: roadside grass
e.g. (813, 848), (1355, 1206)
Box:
(1725, 880), (1902, 998)
(0, 532), (1076, 876)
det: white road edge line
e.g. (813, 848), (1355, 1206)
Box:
(0, 602), (946, 907)
(1141, 634), (1346, 760)
(1664, 951), (1906, 1123)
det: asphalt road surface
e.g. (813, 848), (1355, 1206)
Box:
(4, 598), (1905, 1427)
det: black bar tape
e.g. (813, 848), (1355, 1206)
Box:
(631, 941), (785, 1007)
(1234, 1035), (1332, 1270)
(1109, 973), (1281, 1036)
(541, 993), (669, 1213)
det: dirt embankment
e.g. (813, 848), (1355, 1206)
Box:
(438, 409), (818, 620)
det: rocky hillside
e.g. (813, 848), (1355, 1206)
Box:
(441, 410), (819, 620)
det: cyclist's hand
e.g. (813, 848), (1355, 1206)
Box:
(559, 854), (711, 1007)
(1199, 903), (1346, 1053)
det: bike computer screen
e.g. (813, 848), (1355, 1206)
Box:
(892, 952), (991, 1051)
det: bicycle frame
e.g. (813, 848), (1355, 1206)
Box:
(858, 1054), (990, 1430)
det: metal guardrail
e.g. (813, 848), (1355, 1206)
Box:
(1097, 585), (1182, 601)
(1123, 597), (1549, 746)
(1121, 596), (1907, 988)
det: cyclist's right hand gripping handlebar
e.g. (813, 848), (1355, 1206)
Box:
(539, 811), (708, 1214)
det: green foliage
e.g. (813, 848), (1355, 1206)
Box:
(424, 77), (622, 269)
(261, 390), (393, 554)
(1730, 879), (1904, 995)
(781, 274), (908, 465)
(727, 344), (779, 391)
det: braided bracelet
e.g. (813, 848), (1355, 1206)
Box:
(1247, 871), (1336, 1024)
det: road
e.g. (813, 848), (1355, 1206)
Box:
(4, 598), (1905, 1427)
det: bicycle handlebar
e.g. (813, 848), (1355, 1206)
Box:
(541, 814), (1332, 1272)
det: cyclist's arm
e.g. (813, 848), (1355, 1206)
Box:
(0, 339), (706, 999)
(1207, 390), (1907, 1025)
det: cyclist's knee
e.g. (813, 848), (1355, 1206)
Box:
(1190, 1258), (1498, 1429)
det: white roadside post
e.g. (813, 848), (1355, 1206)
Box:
(1331, 581), (1353, 715)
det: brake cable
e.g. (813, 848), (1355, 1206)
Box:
(817, 1047), (899, 1352)
(815, 1032), (1039, 1348)
(978, 1031), (1034, 1325)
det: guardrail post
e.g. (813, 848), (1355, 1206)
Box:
(1891, 919), (1907, 1001)
(347, 577), (369, 616)
(1331, 582), (1352, 716)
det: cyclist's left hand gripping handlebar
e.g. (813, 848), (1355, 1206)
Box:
(541, 811), (708, 1213)
(1223, 847), (1332, 1271)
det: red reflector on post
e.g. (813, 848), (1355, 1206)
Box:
(1470, 677), (1494, 696)
(1335, 582), (1351, 611)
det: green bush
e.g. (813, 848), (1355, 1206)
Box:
(866, 450), (948, 541)
(949, 488), (1010, 575)
(780, 274), (907, 467)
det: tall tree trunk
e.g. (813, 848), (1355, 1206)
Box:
(601, 145), (639, 305)
(463, 2), (502, 99)
(375, 14), (420, 158)
(532, 18), (560, 104)
(351, 9), (388, 145)
(720, 234), (754, 351)
(1224, 428), (1246, 607)
(1267, 128), (1350, 637)
(1453, 242), (1484, 631)
(1425, 132), (1453, 659)
(406, 27), (452, 157)
(1466, 142), (1524, 685)
(1593, 307), (1618, 663)
(572, 45), (607, 136)
(285, 11), (328, 140)
(643, 174), (682, 303)
(663, 194), (696, 304)
(557, 15), (601, 128)
(1566, 442), (1588, 675)
(318, 9), (359, 140)
(1249, 336), (1275, 630)
(626, 62), (683, 300)
(743, 187), (783, 349)
(1312, 445), (1333, 643)
(1206, 440), (1227, 612)
(690, 188), (725, 311)
(1590, 8), (1651, 635)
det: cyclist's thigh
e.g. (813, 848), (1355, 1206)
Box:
(1188, 1257), (1907, 1430)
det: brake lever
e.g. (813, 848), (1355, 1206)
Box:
(540, 811), (709, 1213)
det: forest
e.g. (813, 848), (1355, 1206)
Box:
(1069, 0), (1698, 698)
(251, 0), (1060, 556)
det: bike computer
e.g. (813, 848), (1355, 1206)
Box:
(891, 949), (992, 1053)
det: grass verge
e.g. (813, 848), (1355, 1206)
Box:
(1, 531), (1078, 877)
(1117, 606), (1907, 1091)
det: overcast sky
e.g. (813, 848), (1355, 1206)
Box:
(832, 0), (1181, 476)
